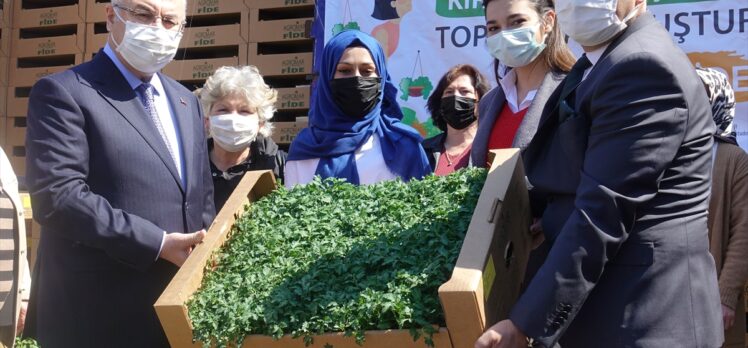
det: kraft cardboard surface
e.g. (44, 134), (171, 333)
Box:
(0, 1), (12, 28)
(8, 54), (82, 86)
(275, 86), (310, 111)
(85, 22), (107, 53)
(13, 3), (85, 29)
(248, 43), (312, 77)
(3, 144), (25, 176)
(249, 9), (312, 43)
(4, 116), (24, 147)
(181, 22), (248, 49)
(0, 27), (10, 56)
(187, 0), (247, 16)
(155, 149), (530, 348)
(6, 87), (28, 117)
(85, 0), (109, 23)
(0, 116), (5, 146)
(11, 24), (85, 58)
(0, 56), (8, 87)
(162, 45), (247, 81)
(248, 0), (315, 10)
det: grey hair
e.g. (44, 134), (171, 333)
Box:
(111, 0), (189, 13)
(198, 65), (278, 137)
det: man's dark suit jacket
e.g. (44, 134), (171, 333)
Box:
(515, 13), (724, 347)
(23, 51), (215, 347)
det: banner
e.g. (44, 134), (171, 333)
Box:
(321, 0), (494, 138)
(648, 0), (748, 148)
(320, 0), (748, 149)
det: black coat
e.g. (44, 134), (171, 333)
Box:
(210, 136), (286, 212)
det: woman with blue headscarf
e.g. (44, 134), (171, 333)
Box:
(285, 30), (431, 187)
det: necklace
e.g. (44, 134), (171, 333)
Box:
(444, 152), (455, 166)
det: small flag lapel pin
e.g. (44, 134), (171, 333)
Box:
(179, 97), (187, 106)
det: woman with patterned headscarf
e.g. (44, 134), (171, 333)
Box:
(696, 67), (747, 348)
(284, 30), (430, 187)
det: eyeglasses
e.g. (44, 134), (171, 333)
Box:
(114, 4), (186, 32)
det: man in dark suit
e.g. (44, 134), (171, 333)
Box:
(23, 0), (215, 346)
(476, 0), (724, 347)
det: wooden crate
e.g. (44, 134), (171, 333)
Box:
(155, 149), (532, 348)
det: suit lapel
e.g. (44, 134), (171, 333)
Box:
(512, 72), (564, 150)
(87, 52), (184, 192)
(161, 75), (194, 193)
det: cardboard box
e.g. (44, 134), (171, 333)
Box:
(249, 9), (312, 43)
(85, 22), (108, 53)
(248, 0), (315, 10)
(162, 44), (247, 81)
(0, 86), (6, 116)
(0, 27), (10, 56)
(0, 116), (5, 146)
(13, 2), (86, 29)
(155, 149), (532, 348)
(8, 54), (82, 86)
(5, 116), (24, 147)
(85, 0), (109, 23)
(0, 55), (7, 86)
(0, 0), (12, 28)
(3, 144), (25, 176)
(7, 86), (29, 117)
(187, 0), (247, 16)
(11, 24), (85, 58)
(275, 85), (310, 110)
(181, 21), (248, 49)
(270, 119), (305, 144)
(248, 43), (312, 78)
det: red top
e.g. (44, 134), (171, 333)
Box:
(487, 104), (529, 150)
(434, 144), (472, 176)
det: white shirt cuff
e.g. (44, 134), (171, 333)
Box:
(156, 231), (166, 261)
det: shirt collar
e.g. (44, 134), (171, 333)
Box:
(585, 44), (610, 68)
(103, 43), (165, 96)
(498, 68), (538, 113)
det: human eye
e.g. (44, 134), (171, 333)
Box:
(163, 16), (180, 29)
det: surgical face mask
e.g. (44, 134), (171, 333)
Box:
(329, 76), (382, 118)
(486, 21), (547, 68)
(556, 0), (642, 47)
(440, 96), (477, 130)
(209, 114), (260, 152)
(111, 8), (182, 75)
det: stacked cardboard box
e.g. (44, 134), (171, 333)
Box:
(6, 0), (85, 177)
(161, 0), (249, 89)
(247, 0), (315, 148)
(0, 1), (10, 149)
(84, 0), (108, 57)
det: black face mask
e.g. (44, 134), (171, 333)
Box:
(440, 95), (477, 130)
(329, 76), (382, 118)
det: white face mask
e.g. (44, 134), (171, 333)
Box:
(209, 113), (260, 152)
(111, 9), (182, 75)
(486, 21), (547, 68)
(556, 0), (642, 47)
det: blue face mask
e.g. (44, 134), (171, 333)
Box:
(486, 22), (547, 68)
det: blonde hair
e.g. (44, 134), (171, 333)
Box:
(198, 66), (278, 137)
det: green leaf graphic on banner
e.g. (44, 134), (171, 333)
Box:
(436, 0), (485, 18)
(647, 0), (715, 5)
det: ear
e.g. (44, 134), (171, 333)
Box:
(542, 11), (555, 35)
(105, 5), (115, 32)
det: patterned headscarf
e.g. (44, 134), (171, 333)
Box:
(696, 67), (738, 145)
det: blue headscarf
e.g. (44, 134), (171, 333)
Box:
(287, 30), (431, 185)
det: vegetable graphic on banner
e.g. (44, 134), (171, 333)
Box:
(401, 106), (442, 138)
(331, 0), (360, 36)
(399, 51), (433, 101)
(370, 0), (413, 57)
